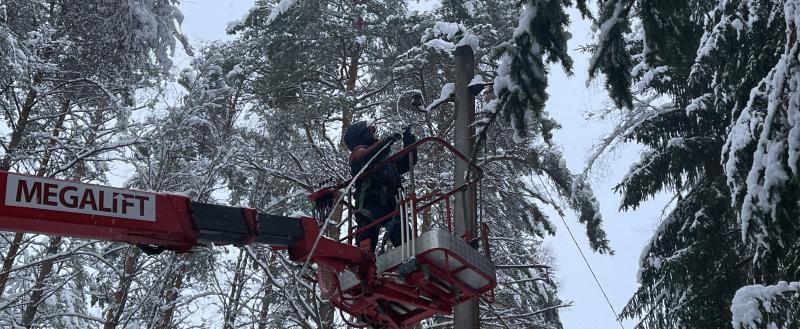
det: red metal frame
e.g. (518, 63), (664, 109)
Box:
(306, 137), (494, 328)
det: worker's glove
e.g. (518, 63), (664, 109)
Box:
(402, 129), (416, 146)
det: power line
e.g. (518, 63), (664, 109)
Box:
(536, 176), (625, 329)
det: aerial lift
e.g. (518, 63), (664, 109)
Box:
(0, 137), (496, 328)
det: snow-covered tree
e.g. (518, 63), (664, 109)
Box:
(406, 1), (611, 326)
(0, 0), (616, 327)
(0, 1), (188, 327)
(222, 0), (613, 327)
(589, 0), (800, 327)
(225, 1), (427, 325)
(114, 41), (252, 328)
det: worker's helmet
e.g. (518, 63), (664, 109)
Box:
(344, 120), (378, 151)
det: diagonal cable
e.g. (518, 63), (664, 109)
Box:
(536, 176), (625, 329)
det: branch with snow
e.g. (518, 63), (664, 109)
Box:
(266, 0), (299, 26)
(421, 21), (480, 54)
(423, 83), (454, 112)
(731, 281), (800, 329)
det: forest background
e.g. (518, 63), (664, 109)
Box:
(170, 1), (664, 329)
(3, 0), (798, 328)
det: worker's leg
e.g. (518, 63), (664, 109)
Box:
(355, 214), (380, 252)
(386, 216), (411, 248)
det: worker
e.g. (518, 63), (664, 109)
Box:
(344, 121), (417, 252)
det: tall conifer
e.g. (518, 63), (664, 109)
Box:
(591, 0), (800, 327)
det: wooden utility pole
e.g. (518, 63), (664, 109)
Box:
(452, 44), (479, 328)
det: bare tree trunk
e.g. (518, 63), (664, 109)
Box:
(257, 284), (271, 329)
(158, 262), (186, 328)
(223, 249), (248, 329)
(20, 236), (62, 328)
(103, 248), (138, 329)
(0, 84), (39, 170)
(0, 98), (69, 299)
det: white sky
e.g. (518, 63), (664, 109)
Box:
(175, 1), (670, 328)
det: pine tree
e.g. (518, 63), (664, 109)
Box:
(590, 0), (800, 327)
(225, 0), (613, 326)
(413, 2), (612, 325)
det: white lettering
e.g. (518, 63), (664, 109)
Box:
(4, 174), (156, 221)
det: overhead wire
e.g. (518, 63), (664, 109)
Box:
(535, 175), (626, 329)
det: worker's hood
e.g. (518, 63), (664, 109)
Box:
(344, 121), (377, 151)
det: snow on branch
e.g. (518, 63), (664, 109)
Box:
(485, 0), (575, 145)
(424, 83), (454, 112)
(421, 21), (480, 54)
(267, 0), (299, 26)
(721, 1), (800, 266)
(587, 0), (634, 108)
(731, 281), (800, 329)
(539, 148), (612, 253)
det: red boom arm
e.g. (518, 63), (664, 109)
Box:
(0, 171), (319, 254)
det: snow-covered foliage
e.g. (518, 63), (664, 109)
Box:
(104, 41), (253, 329)
(0, 1), (190, 327)
(589, 0), (800, 327)
(393, 0), (612, 326)
(226, 0), (594, 326)
(731, 281), (800, 329)
(720, 0), (800, 273)
(491, 0), (611, 254)
(424, 82), (454, 112)
(485, 0), (575, 144)
(0, 0), (611, 327)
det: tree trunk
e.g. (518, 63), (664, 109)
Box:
(35, 99), (71, 177)
(319, 203), (344, 327)
(158, 262), (187, 328)
(452, 44), (479, 329)
(223, 249), (248, 329)
(338, 49), (359, 150)
(257, 272), (272, 329)
(0, 233), (25, 299)
(21, 236), (63, 328)
(0, 98), (69, 300)
(103, 248), (138, 329)
(21, 101), (99, 327)
(0, 84), (39, 170)
(331, 30), (358, 319)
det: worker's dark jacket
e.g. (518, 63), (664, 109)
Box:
(344, 121), (417, 249)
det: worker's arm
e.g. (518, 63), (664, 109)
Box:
(395, 129), (418, 175)
(349, 135), (399, 173)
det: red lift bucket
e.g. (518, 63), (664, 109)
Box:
(333, 230), (496, 328)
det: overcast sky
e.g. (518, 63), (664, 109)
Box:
(175, 1), (670, 328)
(543, 13), (670, 329)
